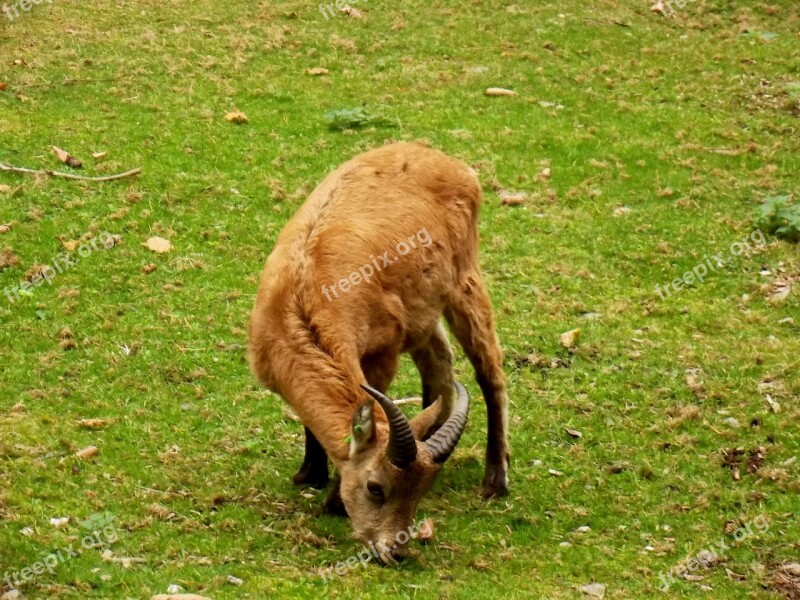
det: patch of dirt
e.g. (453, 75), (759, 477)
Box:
(773, 563), (800, 599)
(0, 246), (20, 270)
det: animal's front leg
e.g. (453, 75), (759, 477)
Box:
(321, 476), (347, 517)
(292, 426), (329, 488)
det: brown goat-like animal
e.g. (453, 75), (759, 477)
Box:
(248, 142), (509, 562)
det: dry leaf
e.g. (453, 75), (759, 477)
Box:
(580, 583), (606, 598)
(565, 428), (583, 439)
(0, 224), (11, 234)
(722, 447), (744, 481)
(305, 67), (329, 76)
(747, 447), (766, 474)
(0, 83), (7, 91)
(0, 185), (12, 194)
(559, 328), (581, 348)
(765, 394), (780, 413)
(1, 252), (24, 275)
(650, 1), (667, 15)
(148, 503), (176, 520)
(142, 263), (158, 274)
(144, 236), (172, 253)
(469, 558), (493, 571)
(53, 145), (70, 162)
(340, 6), (362, 18)
(540, 167), (552, 179)
(61, 239), (80, 251)
(684, 372), (697, 387)
(76, 445), (99, 459)
(500, 191), (526, 206)
(725, 568), (746, 581)
(224, 111), (249, 124)
(613, 206), (632, 217)
(768, 285), (791, 304)
(485, 87), (517, 97)
(151, 595), (212, 600)
(92, 151), (108, 160)
(52, 145), (82, 168)
(78, 418), (112, 429)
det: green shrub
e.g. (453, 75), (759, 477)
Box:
(755, 195), (800, 242)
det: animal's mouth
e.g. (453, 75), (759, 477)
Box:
(374, 545), (405, 566)
(371, 540), (411, 566)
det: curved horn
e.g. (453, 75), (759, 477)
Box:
(425, 381), (470, 463)
(360, 384), (417, 469)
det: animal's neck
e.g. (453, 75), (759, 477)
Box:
(277, 346), (385, 464)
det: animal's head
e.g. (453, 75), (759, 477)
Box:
(338, 382), (469, 564)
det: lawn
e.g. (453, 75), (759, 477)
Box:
(1, 0), (799, 598)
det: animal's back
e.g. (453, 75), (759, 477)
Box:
(249, 142), (483, 393)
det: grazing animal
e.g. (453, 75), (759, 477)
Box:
(248, 142), (509, 562)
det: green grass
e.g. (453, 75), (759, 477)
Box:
(1, 0), (799, 598)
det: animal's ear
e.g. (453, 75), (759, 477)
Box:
(349, 397), (376, 457)
(409, 397), (442, 441)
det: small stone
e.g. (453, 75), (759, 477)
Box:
(724, 417), (740, 428)
(50, 517), (69, 528)
(166, 584), (183, 594)
(580, 583), (606, 598)
(575, 525), (591, 533)
(226, 575), (244, 586)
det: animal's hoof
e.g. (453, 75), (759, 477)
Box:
(481, 464), (509, 499)
(292, 464), (329, 489)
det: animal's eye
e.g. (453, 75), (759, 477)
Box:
(366, 481), (384, 500)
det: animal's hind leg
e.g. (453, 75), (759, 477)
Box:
(410, 323), (456, 438)
(360, 350), (400, 393)
(292, 426), (329, 489)
(444, 272), (510, 498)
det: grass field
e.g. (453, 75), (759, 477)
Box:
(1, 0), (799, 598)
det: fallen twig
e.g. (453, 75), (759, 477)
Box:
(0, 162), (141, 182)
(393, 397), (422, 405)
(16, 76), (126, 89)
